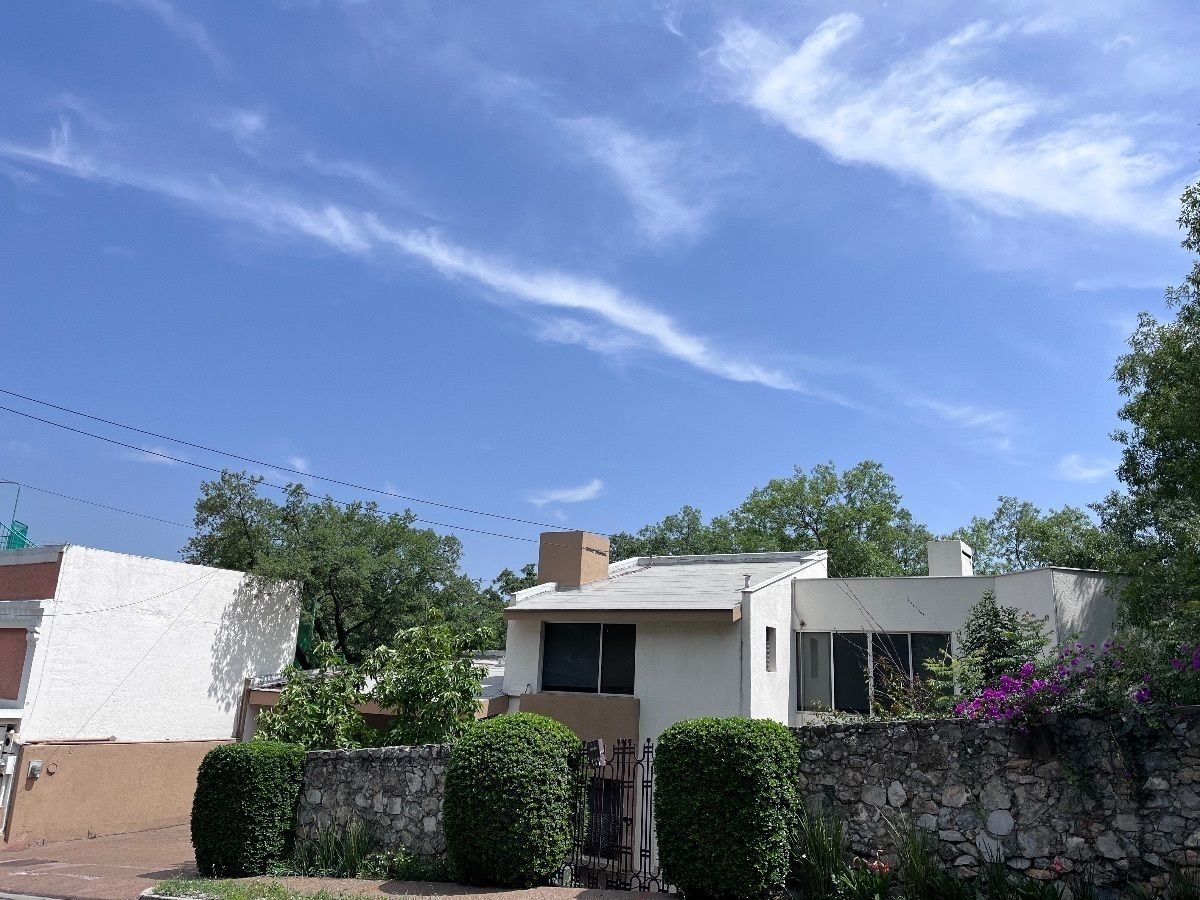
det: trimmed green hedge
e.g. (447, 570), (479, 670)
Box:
(655, 717), (800, 899)
(191, 740), (306, 876)
(443, 712), (582, 887)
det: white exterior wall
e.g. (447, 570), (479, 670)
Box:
(502, 618), (542, 698)
(502, 615), (742, 741)
(636, 622), (741, 741)
(1049, 571), (1118, 646)
(743, 577), (804, 725)
(19, 546), (299, 742)
(791, 573), (1087, 638)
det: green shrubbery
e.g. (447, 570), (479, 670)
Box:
(443, 712), (582, 887)
(191, 741), (306, 876)
(655, 717), (800, 899)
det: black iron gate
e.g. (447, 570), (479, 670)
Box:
(554, 738), (673, 893)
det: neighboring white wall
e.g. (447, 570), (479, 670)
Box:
(636, 622), (741, 741)
(1048, 570), (1119, 646)
(19, 546), (299, 742)
(502, 618), (542, 697)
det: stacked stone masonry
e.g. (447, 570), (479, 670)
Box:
(292, 715), (1198, 895)
(295, 744), (450, 857)
(793, 712), (1200, 896)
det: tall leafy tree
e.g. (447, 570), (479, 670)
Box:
(609, 505), (736, 561)
(184, 470), (501, 663)
(611, 462), (932, 577)
(1098, 181), (1200, 627)
(947, 496), (1109, 574)
(729, 461), (932, 576)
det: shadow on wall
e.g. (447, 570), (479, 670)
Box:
(208, 575), (298, 713)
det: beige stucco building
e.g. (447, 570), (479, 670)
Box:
(502, 532), (1116, 749)
(0, 544), (299, 846)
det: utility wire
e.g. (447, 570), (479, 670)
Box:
(5, 474), (543, 544)
(0, 387), (603, 534)
(15, 480), (195, 529)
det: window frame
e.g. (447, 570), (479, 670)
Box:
(539, 621), (636, 696)
(796, 629), (953, 715)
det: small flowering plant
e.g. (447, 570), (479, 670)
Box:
(954, 635), (1199, 728)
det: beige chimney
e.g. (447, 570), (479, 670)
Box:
(926, 539), (974, 577)
(538, 531), (610, 588)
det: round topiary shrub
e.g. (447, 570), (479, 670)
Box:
(655, 717), (800, 899)
(443, 712), (582, 887)
(191, 740), (306, 876)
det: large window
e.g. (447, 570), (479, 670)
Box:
(797, 631), (951, 715)
(541, 623), (636, 695)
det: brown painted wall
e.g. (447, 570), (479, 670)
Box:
(537, 531), (610, 588)
(0, 628), (27, 700)
(0, 560), (60, 601)
(517, 691), (639, 753)
(4, 740), (227, 845)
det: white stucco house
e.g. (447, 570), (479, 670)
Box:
(0, 544), (299, 846)
(501, 532), (1116, 749)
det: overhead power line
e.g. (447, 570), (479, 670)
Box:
(0, 387), (604, 534)
(4, 474), (544, 544)
(15, 479), (195, 529)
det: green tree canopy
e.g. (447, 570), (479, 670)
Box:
(611, 461), (932, 577)
(609, 505), (737, 561)
(1098, 181), (1200, 627)
(256, 612), (486, 750)
(729, 460), (932, 576)
(947, 496), (1109, 574)
(183, 470), (511, 662)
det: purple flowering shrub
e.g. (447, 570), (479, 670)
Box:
(954, 636), (1200, 727)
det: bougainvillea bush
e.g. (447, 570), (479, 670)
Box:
(954, 635), (1200, 729)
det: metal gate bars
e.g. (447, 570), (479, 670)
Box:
(555, 738), (673, 893)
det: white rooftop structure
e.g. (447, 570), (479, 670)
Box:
(500, 533), (1117, 746)
(507, 551), (826, 619)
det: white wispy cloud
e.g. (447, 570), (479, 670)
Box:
(0, 116), (1019, 455)
(527, 478), (604, 507)
(214, 109), (267, 152)
(717, 13), (1186, 235)
(561, 116), (711, 245)
(122, 444), (184, 466)
(904, 395), (1018, 455)
(107, 0), (228, 72)
(1056, 452), (1116, 482)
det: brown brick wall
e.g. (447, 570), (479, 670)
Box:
(0, 560), (61, 601)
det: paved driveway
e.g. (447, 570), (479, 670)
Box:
(0, 824), (195, 900)
(0, 827), (666, 900)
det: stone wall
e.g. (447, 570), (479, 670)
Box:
(295, 744), (450, 857)
(793, 712), (1200, 896)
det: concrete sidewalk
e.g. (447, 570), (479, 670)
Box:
(1, 827), (662, 900)
(0, 824), (195, 900)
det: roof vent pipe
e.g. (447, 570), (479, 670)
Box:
(743, 574), (751, 589)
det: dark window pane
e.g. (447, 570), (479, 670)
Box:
(600, 624), (636, 695)
(872, 633), (912, 709)
(833, 632), (870, 713)
(911, 633), (952, 678)
(542, 623), (601, 692)
(798, 632), (832, 711)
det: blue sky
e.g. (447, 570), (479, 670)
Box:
(1, 1), (1197, 579)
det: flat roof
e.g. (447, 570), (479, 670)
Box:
(506, 550), (824, 619)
